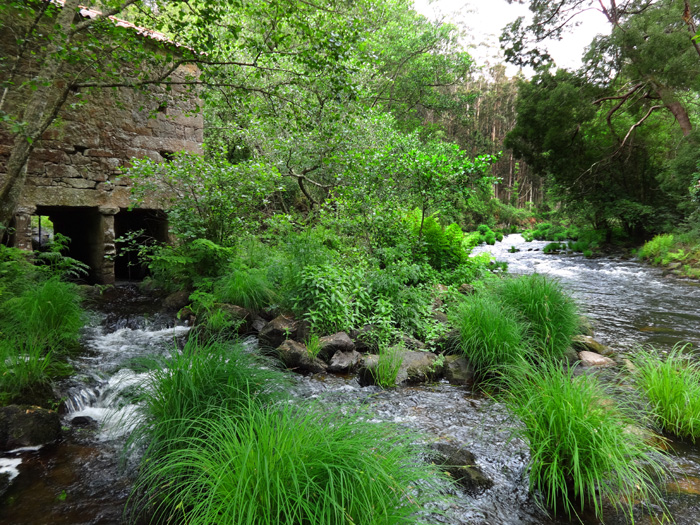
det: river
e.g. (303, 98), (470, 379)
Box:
(0, 235), (699, 524)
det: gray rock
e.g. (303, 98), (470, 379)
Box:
(400, 335), (425, 351)
(572, 335), (612, 356)
(458, 283), (476, 295)
(162, 290), (190, 311)
(328, 350), (362, 373)
(443, 355), (474, 386)
(0, 405), (61, 451)
(276, 340), (327, 375)
(259, 315), (298, 348)
(577, 316), (595, 337)
(430, 442), (494, 495)
(432, 311), (449, 324)
(318, 332), (355, 362)
(358, 350), (442, 387)
(578, 350), (615, 367)
(251, 316), (267, 333)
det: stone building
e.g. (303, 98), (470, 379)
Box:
(0, 6), (203, 283)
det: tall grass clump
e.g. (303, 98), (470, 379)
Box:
(449, 293), (529, 381)
(130, 402), (449, 525)
(505, 361), (668, 521)
(0, 277), (83, 349)
(632, 344), (700, 442)
(214, 264), (277, 312)
(494, 274), (578, 359)
(372, 343), (405, 388)
(129, 339), (291, 456)
(0, 339), (61, 405)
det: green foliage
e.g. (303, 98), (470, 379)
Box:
(372, 344), (406, 388)
(129, 339), (291, 459)
(638, 234), (676, 265)
(406, 211), (468, 270)
(130, 401), (448, 525)
(148, 239), (233, 290)
(543, 242), (563, 253)
(0, 339), (59, 406)
(129, 152), (280, 246)
(291, 264), (369, 334)
(632, 344), (700, 442)
(494, 274), (579, 359)
(504, 361), (668, 521)
(214, 264), (276, 313)
(0, 277), (83, 350)
(33, 233), (90, 280)
(449, 293), (529, 380)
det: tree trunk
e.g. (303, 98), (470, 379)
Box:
(0, 0), (79, 230)
(654, 85), (693, 136)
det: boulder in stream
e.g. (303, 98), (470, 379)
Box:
(317, 332), (355, 362)
(0, 405), (61, 451)
(443, 355), (474, 386)
(162, 290), (191, 311)
(259, 315), (298, 348)
(358, 350), (442, 386)
(430, 442), (494, 495)
(572, 335), (612, 356)
(276, 340), (327, 374)
(578, 350), (615, 367)
(327, 350), (362, 373)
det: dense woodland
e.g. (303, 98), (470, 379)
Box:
(1, 1), (700, 524)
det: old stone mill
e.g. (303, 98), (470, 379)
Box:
(0, 3), (202, 284)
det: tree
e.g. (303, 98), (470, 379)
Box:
(501, 0), (700, 137)
(0, 0), (367, 232)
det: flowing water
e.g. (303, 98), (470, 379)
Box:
(1, 239), (699, 524)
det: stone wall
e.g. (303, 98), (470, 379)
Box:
(0, 10), (203, 283)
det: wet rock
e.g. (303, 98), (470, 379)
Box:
(578, 350), (615, 367)
(458, 283), (476, 295)
(162, 290), (190, 311)
(430, 442), (494, 495)
(216, 304), (252, 332)
(0, 472), (10, 498)
(318, 332), (355, 362)
(177, 306), (196, 325)
(0, 405), (61, 451)
(572, 335), (612, 356)
(276, 340), (327, 375)
(433, 329), (460, 354)
(259, 315), (297, 348)
(400, 335), (425, 351)
(328, 350), (362, 373)
(295, 320), (312, 343)
(70, 416), (98, 429)
(443, 355), (474, 386)
(667, 476), (700, 496)
(358, 350), (442, 386)
(251, 316), (267, 333)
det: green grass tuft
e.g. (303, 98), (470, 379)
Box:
(504, 361), (668, 521)
(632, 344), (700, 442)
(214, 265), (277, 312)
(494, 274), (578, 359)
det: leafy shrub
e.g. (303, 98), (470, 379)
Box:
(449, 293), (529, 381)
(505, 362), (668, 521)
(291, 264), (369, 334)
(543, 242), (563, 253)
(638, 234), (675, 265)
(407, 211), (468, 270)
(148, 240), (233, 290)
(494, 274), (578, 359)
(632, 344), (700, 442)
(130, 402), (449, 525)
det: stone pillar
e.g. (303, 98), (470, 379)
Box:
(96, 206), (119, 284)
(13, 205), (37, 251)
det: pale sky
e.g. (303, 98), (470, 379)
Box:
(412, 0), (611, 76)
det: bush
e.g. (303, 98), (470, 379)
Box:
(407, 212), (468, 270)
(130, 402), (449, 525)
(148, 239), (234, 290)
(372, 343), (405, 388)
(543, 242), (563, 253)
(505, 361), (668, 521)
(214, 264), (276, 312)
(0, 277), (83, 350)
(632, 344), (700, 442)
(637, 234), (675, 265)
(449, 293), (529, 381)
(494, 274), (578, 359)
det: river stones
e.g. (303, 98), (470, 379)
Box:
(578, 350), (615, 367)
(317, 332), (355, 362)
(0, 405), (61, 451)
(572, 335), (612, 356)
(430, 442), (494, 495)
(275, 340), (327, 374)
(162, 290), (191, 311)
(327, 350), (362, 373)
(358, 350), (442, 386)
(258, 315), (299, 348)
(443, 355), (474, 386)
